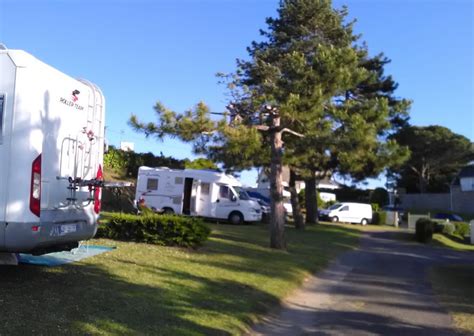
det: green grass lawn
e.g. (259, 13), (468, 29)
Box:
(430, 265), (474, 334)
(432, 234), (474, 251)
(0, 223), (360, 335)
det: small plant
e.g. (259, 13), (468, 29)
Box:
(415, 218), (434, 243)
(97, 213), (211, 248)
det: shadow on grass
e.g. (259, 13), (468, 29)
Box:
(0, 262), (276, 335)
(0, 222), (362, 335)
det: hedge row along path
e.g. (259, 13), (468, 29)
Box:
(250, 229), (474, 336)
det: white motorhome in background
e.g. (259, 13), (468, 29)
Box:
(319, 202), (372, 225)
(135, 167), (262, 224)
(0, 46), (105, 256)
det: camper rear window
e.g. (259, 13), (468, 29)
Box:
(0, 94), (4, 136)
(147, 178), (158, 191)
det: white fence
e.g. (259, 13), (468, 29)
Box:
(407, 213), (430, 230)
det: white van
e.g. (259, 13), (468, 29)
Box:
(319, 202), (372, 225)
(0, 47), (105, 256)
(135, 167), (262, 224)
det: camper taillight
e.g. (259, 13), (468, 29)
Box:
(30, 154), (42, 217)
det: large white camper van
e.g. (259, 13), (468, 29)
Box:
(135, 167), (262, 224)
(0, 47), (105, 256)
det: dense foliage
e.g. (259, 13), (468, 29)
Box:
(372, 211), (387, 225)
(97, 213), (211, 248)
(390, 126), (474, 193)
(104, 146), (184, 178)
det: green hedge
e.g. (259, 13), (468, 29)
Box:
(453, 222), (470, 238)
(434, 221), (456, 236)
(372, 211), (387, 225)
(433, 220), (470, 239)
(415, 218), (434, 243)
(97, 213), (211, 248)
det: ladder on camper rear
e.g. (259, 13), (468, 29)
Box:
(79, 79), (104, 179)
(57, 80), (105, 207)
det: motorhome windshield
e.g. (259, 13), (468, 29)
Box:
(232, 187), (251, 200)
(328, 203), (342, 210)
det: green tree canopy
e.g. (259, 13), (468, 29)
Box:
(390, 125), (474, 193)
(129, 0), (411, 248)
(184, 158), (218, 170)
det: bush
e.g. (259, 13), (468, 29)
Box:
(371, 203), (380, 212)
(372, 211), (387, 225)
(453, 222), (470, 238)
(434, 221), (455, 236)
(415, 218), (434, 243)
(97, 213), (211, 248)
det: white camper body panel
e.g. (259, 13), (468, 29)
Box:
(0, 49), (105, 253)
(136, 167), (262, 223)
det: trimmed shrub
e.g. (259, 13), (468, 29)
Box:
(434, 221), (455, 236)
(453, 222), (470, 238)
(97, 213), (211, 248)
(372, 211), (387, 225)
(415, 218), (434, 243)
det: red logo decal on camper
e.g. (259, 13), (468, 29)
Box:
(72, 89), (80, 102)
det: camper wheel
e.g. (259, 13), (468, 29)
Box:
(162, 207), (175, 215)
(228, 211), (244, 225)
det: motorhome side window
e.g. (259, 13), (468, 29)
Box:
(0, 94), (4, 136)
(147, 178), (158, 191)
(201, 183), (210, 195)
(219, 186), (230, 199)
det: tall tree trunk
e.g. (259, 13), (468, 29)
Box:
(269, 116), (286, 249)
(289, 169), (305, 229)
(305, 175), (319, 224)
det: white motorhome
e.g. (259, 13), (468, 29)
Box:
(135, 167), (262, 224)
(319, 202), (372, 225)
(0, 47), (105, 256)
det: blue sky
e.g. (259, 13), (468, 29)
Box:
(1, 0), (472, 187)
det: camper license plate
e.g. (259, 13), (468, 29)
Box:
(59, 224), (77, 235)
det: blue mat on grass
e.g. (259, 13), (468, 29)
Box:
(19, 245), (115, 267)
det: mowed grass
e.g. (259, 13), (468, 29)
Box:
(0, 223), (360, 335)
(432, 233), (474, 251)
(430, 265), (474, 334)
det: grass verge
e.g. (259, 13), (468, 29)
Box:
(430, 265), (474, 334)
(432, 233), (474, 251)
(0, 222), (360, 335)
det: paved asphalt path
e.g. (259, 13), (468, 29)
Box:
(250, 229), (474, 336)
